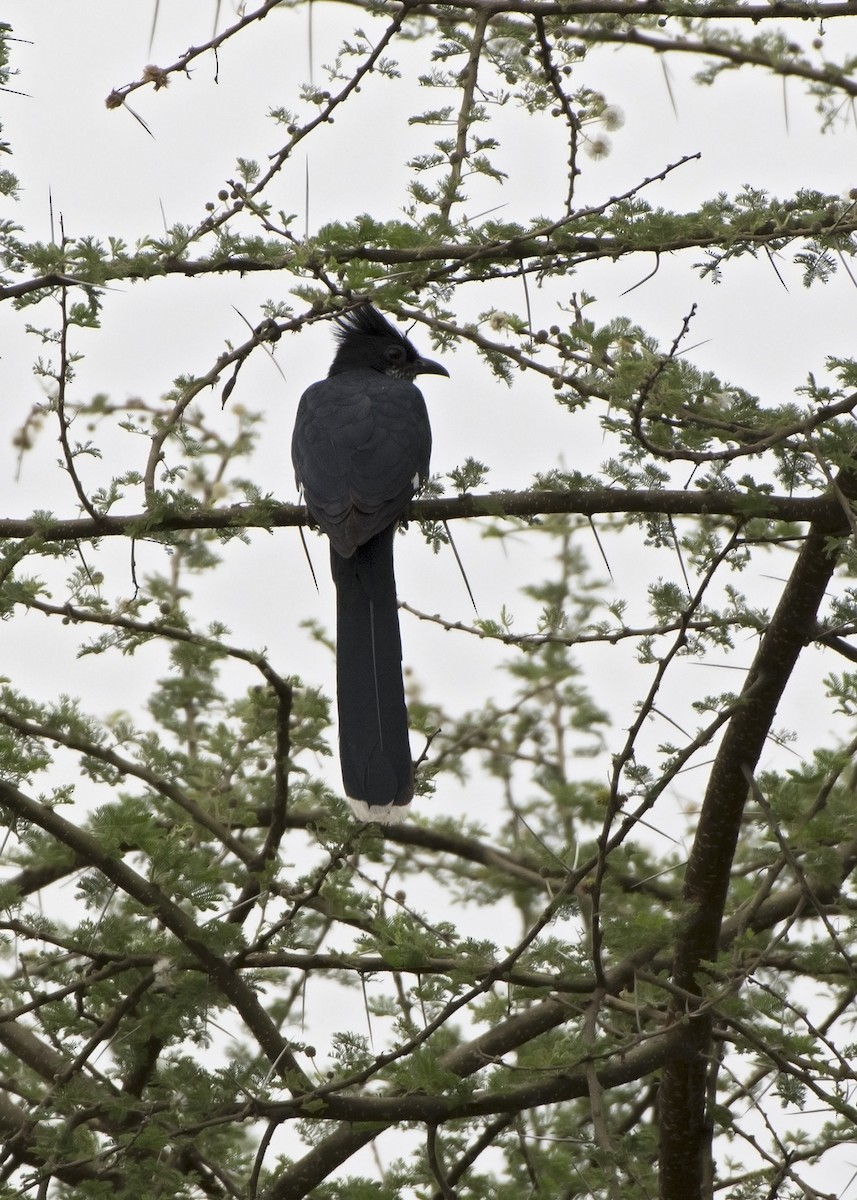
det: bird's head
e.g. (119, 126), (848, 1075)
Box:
(328, 303), (450, 382)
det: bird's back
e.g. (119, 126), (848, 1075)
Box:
(292, 368), (431, 558)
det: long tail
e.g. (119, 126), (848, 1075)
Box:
(331, 525), (414, 819)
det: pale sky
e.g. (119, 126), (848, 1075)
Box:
(4, 2), (857, 810)
(4, 7), (857, 1185)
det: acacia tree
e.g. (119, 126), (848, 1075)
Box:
(3, 4), (857, 1198)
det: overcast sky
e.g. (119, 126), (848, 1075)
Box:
(4, 4), (857, 1189)
(4, 2), (857, 806)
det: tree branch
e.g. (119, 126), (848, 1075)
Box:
(0, 486), (829, 545)
(0, 779), (313, 1094)
(5, 204), (857, 304)
(658, 467), (857, 1200)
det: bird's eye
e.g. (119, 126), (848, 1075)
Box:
(385, 345), (406, 363)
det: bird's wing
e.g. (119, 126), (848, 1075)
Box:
(292, 370), (431, 557)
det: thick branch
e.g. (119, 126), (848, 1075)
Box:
(5, 211), (857, 304)
(407, 0), (857, 16)
(0, 779), (312, 1095)
(557, 19), (857, 97)
(0, 487), (828, 544)
(658, 473), (857, 1200)
(262, 1002), (685, 1199)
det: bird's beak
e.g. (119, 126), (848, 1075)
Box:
(415, 356), (450, 378)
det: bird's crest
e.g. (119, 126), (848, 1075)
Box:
(327, 301), (448, 382)
(333, 303), (415, 352)
(328, 303), (420, 377)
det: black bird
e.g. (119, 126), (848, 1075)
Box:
(291, 304), (448, 822)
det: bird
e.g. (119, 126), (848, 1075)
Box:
(291, 303), (449, 823)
